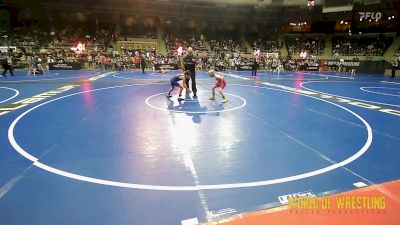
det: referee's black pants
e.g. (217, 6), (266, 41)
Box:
(184, 66), (197, 95)
(2, 65), (14, 76)
(252, 64), (258, 76)
(391, 66), (396, 78)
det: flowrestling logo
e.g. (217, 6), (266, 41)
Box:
(279, 191), (316, 205)
(359, 12), (382, 21)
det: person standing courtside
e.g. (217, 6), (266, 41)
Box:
(181, 47), (197, 97)
(252, 48), (260, 76)
(140, 53), (146, 74)
(1, 53), (14, 77)
(391, 59), (398, 78)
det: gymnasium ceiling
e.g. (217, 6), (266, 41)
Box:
(3, 0), (398, 25)
(163, 0), (321, 7)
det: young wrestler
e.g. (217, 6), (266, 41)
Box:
(167, 70), (192, 100)
(208, 70), (227, 103)
(27, 56), (37, 76)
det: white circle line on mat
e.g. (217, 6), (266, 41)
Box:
(0, 87), (20, 104)
(8, 83), (372, 191)
(145, 92), (247, 114)
(360, 87), (400, 97)
(300, 81), (400, 108)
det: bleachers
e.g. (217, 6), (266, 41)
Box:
(395, 48), (400, 57)
(164, 28), (206, 54)
(1, 21), (399, 70)
(119, 24), (156, 39)
(333, 35), (392, 56)
(285, 36), (325, 55)
(247, 34), (281, 53)
(207, 31), (248, 54)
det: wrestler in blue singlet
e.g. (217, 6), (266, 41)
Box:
(170, 75), (182, 87)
